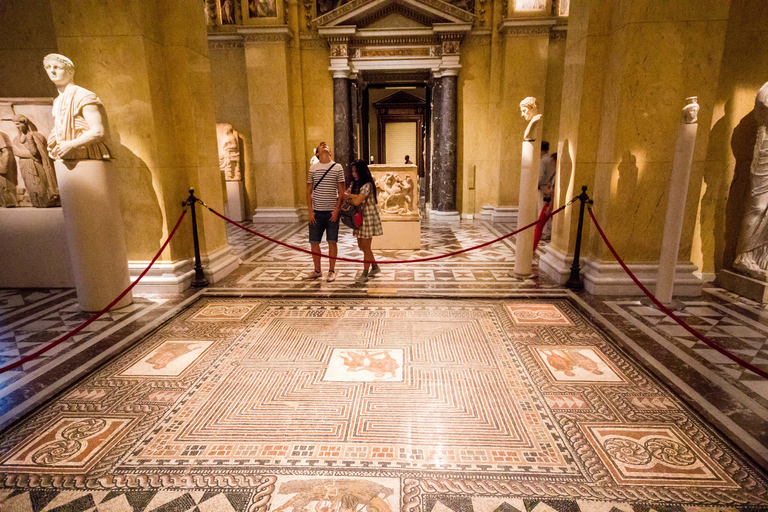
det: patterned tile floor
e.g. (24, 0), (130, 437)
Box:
(1, 297), (766, 512)
(0, 218), (767, 512)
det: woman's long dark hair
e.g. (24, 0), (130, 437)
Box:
(351, 159), (377, 203)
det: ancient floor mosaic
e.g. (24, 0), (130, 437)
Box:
(1, 297), (766, 512)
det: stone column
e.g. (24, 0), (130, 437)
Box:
(333, 74), (353, 183)
(244, 28), (301, 223)
(350, 77), (360, 163)
(429, 76), (443, 207)
(432, 73), (458, 217)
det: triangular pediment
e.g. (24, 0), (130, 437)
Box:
(373, 91), (426, 107)
(315, 0), (475, 28)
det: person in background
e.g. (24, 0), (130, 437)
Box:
(309, 146), (319, 165)
(538, 141), (556, 241)
(306, 141), (345, 282)
(404, 155), (411, 164)
(343, 159), (383, 283)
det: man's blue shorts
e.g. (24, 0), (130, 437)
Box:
(309, 211), (339, 244)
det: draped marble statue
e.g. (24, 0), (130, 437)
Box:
(44, 53), (131, 311)
(12, 115), (60, 207)
(216, 123), (242, 181)
(0, 131), (19, 207)
(733, 82), (768, 281)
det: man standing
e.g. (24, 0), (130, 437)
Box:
(307, 141), (345, 282)
(537, 140), (556, 240)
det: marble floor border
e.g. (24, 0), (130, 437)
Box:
(0, 289), (207, 432)
(567, 291), (768, 470)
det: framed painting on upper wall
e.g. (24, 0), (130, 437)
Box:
(510, 0), (552, 17)
(241, 0), (284, 24)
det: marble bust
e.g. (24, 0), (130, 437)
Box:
(733, 82), (768, 280)
(44, 53), (113, 161)
(520, 97), (542, 141)
(683, 96), (699, 124)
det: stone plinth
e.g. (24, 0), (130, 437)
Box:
(370, 164), (420, 250)
(56, 159), (132, 312)
(717, 270), (768, 303)
(225, 180), (247, 222)
(0, 207), (74, 288)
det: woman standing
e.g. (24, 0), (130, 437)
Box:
(343, 159), (383, 283)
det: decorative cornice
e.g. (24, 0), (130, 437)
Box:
(499, 17), (556, 36)
(239, 26), (293, 43)
(208, 39), (245, 50)
(351, 35), (440, 46)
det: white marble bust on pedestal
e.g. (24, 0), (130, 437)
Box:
(520, 96), (542, 142)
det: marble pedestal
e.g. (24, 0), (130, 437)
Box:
(717, 269), (768, 303)
(56, 160), (132, 312)
(370, 165), (420, 250)
(225, 180), (247, 222)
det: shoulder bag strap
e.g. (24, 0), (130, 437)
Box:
(312, 162), (337, 191)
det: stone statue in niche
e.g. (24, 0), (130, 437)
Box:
(45, 54), (113, 162)
(683, 96), (699, 124)
(12, 115), (60, 207)
(216, 123), (242, 181)
(220, 0), (235, 23)
(0, 131), (19, 207)
(733, 82), (768, 281)
(376, 172), (415, 215)
(520, 97), (542, 141)
(249, 0), (276, 17)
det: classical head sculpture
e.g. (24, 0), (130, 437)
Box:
(519, 97), (539, 121)
(44, 53), (113, 161)
(682, 97), (699, 124)
(754, 82), (768, 127)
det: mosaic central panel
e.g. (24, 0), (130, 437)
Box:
(0, 298), (766, 511)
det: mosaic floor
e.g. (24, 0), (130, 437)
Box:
(1, 297), (766, 512)
(216, 220), (559, 296)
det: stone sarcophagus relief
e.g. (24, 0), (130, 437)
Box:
(371, 164), (419, 221)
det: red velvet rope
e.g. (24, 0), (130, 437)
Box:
(0, 208), (189, 375)
(206, 203), (568, 265)
(588, 208), (768, 380)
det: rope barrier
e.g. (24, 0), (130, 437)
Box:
(588, 208), (768, 380)
(0, 208), (189, 374)
(205, 202), (570, 265)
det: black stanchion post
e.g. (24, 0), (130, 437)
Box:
(184, 188), (209, 288)
(565, 185), (592, 290)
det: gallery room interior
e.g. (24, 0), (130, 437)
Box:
(0, 0), (767, 511)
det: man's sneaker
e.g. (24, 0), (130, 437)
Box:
(326, 270), (337, 282)
(307, 269), (322, 280)
(356, 272), (369, 283)
(369, 265), (381, 276)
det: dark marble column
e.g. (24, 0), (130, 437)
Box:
(350, 79), (359, 163)
(433, 74), (457, 212)
(430, 77), (443, 207)
(333, 77), (353, 183)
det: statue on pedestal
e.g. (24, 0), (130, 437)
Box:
(12, 115), (60, 207)
(520, 97), (542, 141)
(216, 123), (242, 181)
(0, 131), (19, 207)
(734, 82), (768, 281)
(44, 53), (131, 312)
(683, 96), (699, 124)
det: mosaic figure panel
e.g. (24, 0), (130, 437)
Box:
(0, 298), (766, 512)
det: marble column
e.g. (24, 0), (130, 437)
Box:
(350, 78), (360, 163)
(430, 77), (443, 207)
(333, 75), (353, 183)
(432, 74), (459, 218)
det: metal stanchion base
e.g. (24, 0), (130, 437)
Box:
(639, 297), (686, 311)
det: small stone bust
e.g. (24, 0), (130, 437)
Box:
(520, 96), (542, 141)
(44, 53), (113, 161)
(683, 97), (699, 124)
